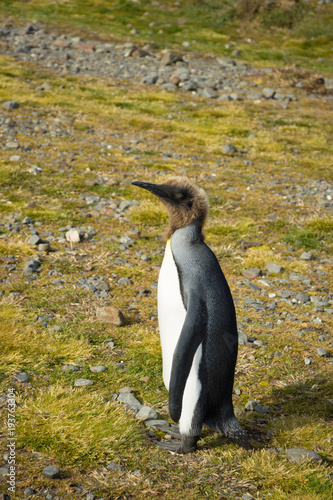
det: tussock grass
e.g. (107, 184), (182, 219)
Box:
(16, 386), (146, 466)
(0, 306), (93, 377)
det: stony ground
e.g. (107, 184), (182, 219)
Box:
(0, 17), (332, 500)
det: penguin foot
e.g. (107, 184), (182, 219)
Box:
(153, 435), (199, 454)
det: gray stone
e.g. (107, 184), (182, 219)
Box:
(238, 330), (248, 345)
(300, 252), (314, 261)
(43, 465), (61, 478)
(74, 378), (94, 387)
(316, 348), (328, 357)
(23, 259), (41, 274)
(253, 340), (264, 347)
(6, 141), (19, 149)
(245, 400), (257, 411)
(296, 292), (310, 303)
(90, 365), (106, 373)
(286, 448), (322, 464)
(2, 100), (19, 110)
(14, 372), (29, 383)
(181, 80), (197, 91)
(304, 357), (312, 365)
(118, 392), (142, 411)
(145, 419), (170, 429)
(143, 74), (158, 85)
(242, 268), (262, 279)
(222, 143), (238, 153)
(107, 462), (125, 471)
(136, 406), (158, 420)
(119, 386), (132, 394)
(0, 466), (9, 476)
(265, 262), (283, 274)
(263, 88), (276, 99)
(86, 493), (95, 500)
(242, 494), (255, 500)
(255, 404), (269, 414)
(62, 364), (80, 372)
(29, 234), (42, 245)
(201, 87), (218, 98)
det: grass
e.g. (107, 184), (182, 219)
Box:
(0, 5), (332, 498)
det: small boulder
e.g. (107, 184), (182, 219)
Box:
(96, 306), (125, 326)
(286, 448), (322, 464)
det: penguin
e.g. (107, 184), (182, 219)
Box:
(132, 176), (251, 453)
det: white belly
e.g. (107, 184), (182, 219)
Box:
(158, 240), (187, 390)
(158, 241), (203, 435)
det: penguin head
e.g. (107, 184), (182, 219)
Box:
(132, 176), (209, 239)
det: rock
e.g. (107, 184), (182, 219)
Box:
(118, 392), (142, 412)
(160, 50), (183, 66)
(265, 262), (283, 274)
(29, 234), (42, 245)
(66, 229), (80, 244)
(143, 74), (158, 85)
(74, 379), (94, 387)
(316, 348), (328, 357)
(242, 268), (262, 279)
(254, 404), (269, 414)
(0, 467), (9, 476)
(43, 465), (61, 478)
(23, 259), (40, 274)
(2, 100), (19, 110)
(145, 419), (170, 429)
(201, 87), (218, 98)
(262, 88), (276, 99)
(107, 462), (125, 472)
(222, 143), (238, 153)
(39, 243), (50, 252)
(62, 364), (80, 372)
(27, 165), (43, 175)
(136, 406), (158, 420)
(38, 82), (52, 91)
(242, 494), (255, 500)
(96, 306), (125, 326)
(119, 386), (132, 393)
(300, 252), (314, 261)
(86, 493), (96, 500)
(89, 365), (106, 373)
(238, 330), (248, 345)
(14, 372), (29, 383)
(6, 141), (19, 149)
(286, 448), (322, 464)
(304, 357), (312, 365)
(296, 292), (310, 303)
(245, 400), (258, 411)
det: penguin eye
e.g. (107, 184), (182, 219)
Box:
(175, 192), (184, 199)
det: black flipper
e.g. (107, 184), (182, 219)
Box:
(168, 294), (206, 422)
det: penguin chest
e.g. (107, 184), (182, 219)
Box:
(158, 240), (187, 390)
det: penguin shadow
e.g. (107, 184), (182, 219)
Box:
(198, 426), (263, 453)
(270, 375), (332, 419)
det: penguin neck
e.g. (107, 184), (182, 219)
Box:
(169, 222), (204, 245)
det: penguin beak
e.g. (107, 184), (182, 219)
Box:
(132, 181), (171, 200)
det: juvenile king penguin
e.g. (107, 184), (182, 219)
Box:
(132, 177), (250, 453)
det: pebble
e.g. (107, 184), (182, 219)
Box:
(66, 228), (81, 244)
(286, 448), (322, 464)
(242, 268), (262, 279)
(222, 143), (238, 154)
(296, 292), (310, 303)
(118, 392), (142, 412)
(96, 306), (125, 326)
(0, 466), (9, 476)
(74, 378), (94, 387)
(42, 465), (61, 478)
(14, 372), (29, 383)
(304, 357), (312, 365)
(89, 365), (106, 373)
(136, 406), (158, 420)
(265, 262), (284, 274)
(316, 347), (328, 357)
(107, 462), (125, 472)
(300, 252), (314, 261)
(2, 100), (19, 110)
(23, 259), (40, 275)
